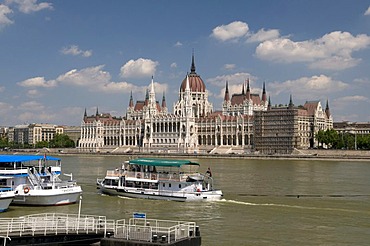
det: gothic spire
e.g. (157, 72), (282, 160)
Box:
(224, 81), (230, 101)
(145, 89), (149, 106)
(129, 91), (134, 107)
(288, 94), (294, 109)
(325, 99), (331, 118)
(262, 81), (267, 102)
(268, 96), (271, 110)
(242, 83), (245, 95)
(162, 91), (167, 108)
(96, 107), (99, 116)
(246, 79), (250, 99)
(84, 108), (87, 118)
(190, 50), (196, 74)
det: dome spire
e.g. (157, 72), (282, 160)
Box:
(190, 50), (196, 74)
(224, 81), (230, 101)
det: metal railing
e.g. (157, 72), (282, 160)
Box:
(115, 218), (197, 243)
(0, 213), (115, 238)
(0, 213), (198, 245)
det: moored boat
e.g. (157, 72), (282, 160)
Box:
(97, 158), (223, 201)
(0, 155), (82, 206)
(0, 189), (15, 212)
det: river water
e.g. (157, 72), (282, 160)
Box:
(4, 155), (370, 245)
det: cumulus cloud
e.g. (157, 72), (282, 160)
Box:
(174, 41), (182, 47)
(27, 89), (41, 98)
(19, 101), (45, 111)
(5, 0), (53, 14)
(256, 31), (370, 70)
(17, 76), (57, 88)
(211, 21), (249, 42)
(269, 75), (348, 99)
(365, 6), (370, 15)
(56, 65), (111, 87)
(0, 4), (13, 26)
(207, 72), (253, 87)
(247, 28), (280, 43)
(0, 86), (5, 92)
(120, 58), (159, 78)
(170, 62), (177, 68)
(223, 64), (236, 70)
(61, 45), (92, 57)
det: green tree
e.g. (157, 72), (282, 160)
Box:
(49, 134), (75, 148)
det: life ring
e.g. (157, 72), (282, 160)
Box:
(196, 188), (201, 192)
(24, 187), (30, 194)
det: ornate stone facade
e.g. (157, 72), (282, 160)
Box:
(78, 55), (333, 154)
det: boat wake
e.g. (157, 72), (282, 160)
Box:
(218, 199), (368, 214)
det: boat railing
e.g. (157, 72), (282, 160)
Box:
(27, 169), (42, 188)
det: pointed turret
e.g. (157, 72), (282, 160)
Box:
(149, 76), (156, 105)
(288, 94), (294, 109)
(129, 91), (134, 107)
(96, 107), (99, 116)
(185, 74), (190, 92)
(84, 108), (87, 118)
(268, 96), (271, 110)
(325, 99), (331, 118)
(190, 50), (196, 74)
(242, 83), (245, 95)
(246, 79), (250, 99)
(262, 81), (267, 102)
(224, 81), (230, 101)
(144, 89), (149, 106)
(162, 91), (167, 108)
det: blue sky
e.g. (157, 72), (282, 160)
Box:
(1, 0), (370, 126)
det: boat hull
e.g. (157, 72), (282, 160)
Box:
(0, 192), (15, 212)
(12, 188), (82, 206)
(99, 184), (222, 202)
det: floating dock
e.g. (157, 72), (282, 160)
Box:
(0, 213), (201, 246)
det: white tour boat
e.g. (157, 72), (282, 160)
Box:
(0, 155), (82, 206)
(97, 158), (223, 201)
(0, 188), (15, 212)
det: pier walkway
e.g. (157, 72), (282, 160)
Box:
(0, 213), (201, 245)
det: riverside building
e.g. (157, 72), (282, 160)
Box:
(78, 55), (333, 154)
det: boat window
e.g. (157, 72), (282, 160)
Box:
(179, 184), (181, 188)
(163, 183), (165, 187)
(169, 184), (171, 188)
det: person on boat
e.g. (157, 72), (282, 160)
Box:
(206, 167), (212, 177)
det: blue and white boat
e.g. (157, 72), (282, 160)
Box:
(0, 188), (15, 212)
(0, 155), (82, 206)
(97, 158), (223, 202)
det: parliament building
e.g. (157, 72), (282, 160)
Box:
(78, 55), (333, 154)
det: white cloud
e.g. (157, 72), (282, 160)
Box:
(18, 101), (45, 111)
(174, 41), (182, 47)
(211, 21), (249, 42)
(269, 75), (348, 99)
(364, 6), (370, 15)
(27, 89), (41, 98)
(17, 76), (57, 87)
(100, 81), (145, 94)
(0, 4), (13, 26)
(0, 86), (5, 92)
(56, 65), (111, 87)
(247, 28), (280, 43)
(207, 72), (253, 87)
(18, 111), (55, 123)
(120, 58), (159, 78)
(61, 45), (92, 57)
(223, 64), (236, 70)
(170, 62), (177, 68)
(5, 0), (53, 14)
(256, 31), (370, 70)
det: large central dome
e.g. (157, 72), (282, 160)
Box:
(180, 55), (206, 93)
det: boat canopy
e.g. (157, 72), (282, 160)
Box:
(128, 158), (199, 167)
(0, 155), (60, 163)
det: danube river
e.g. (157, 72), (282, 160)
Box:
(4, 155), (370, 245)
